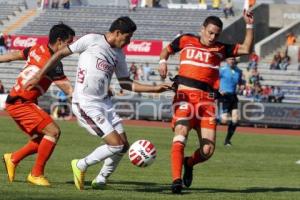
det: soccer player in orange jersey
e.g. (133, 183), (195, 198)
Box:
(1, 23), (75, 186)
(159, 12), (254, 194)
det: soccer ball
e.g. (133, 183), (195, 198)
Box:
(128, 139), (157, 167)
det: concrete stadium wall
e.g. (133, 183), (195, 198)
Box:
(255, 20), (300, 58)
(269, 4), (300, 27)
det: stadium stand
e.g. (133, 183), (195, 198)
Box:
(18, 5), (224, 41)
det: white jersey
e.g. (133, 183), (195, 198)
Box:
(69, 34), (129, 105)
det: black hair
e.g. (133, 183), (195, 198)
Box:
(109, 16), (137, 34)
(203, 16), (223, 29)
(48, 23), (75, 44)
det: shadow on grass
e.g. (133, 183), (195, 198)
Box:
(65, 180), (300, 194)
(188, 187), (300, 193)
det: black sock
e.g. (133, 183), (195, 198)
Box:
(225, 122), (237, 143)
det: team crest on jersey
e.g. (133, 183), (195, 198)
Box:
(96, 59), (113, 74)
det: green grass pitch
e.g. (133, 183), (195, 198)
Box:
(0, 116), (300, 200)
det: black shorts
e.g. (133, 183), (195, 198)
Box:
(218, 94), (238, 114)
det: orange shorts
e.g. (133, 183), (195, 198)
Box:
(171, 90), (217, 130)
(6, 102), (53, 136)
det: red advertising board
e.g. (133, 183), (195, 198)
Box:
(6, 35), (48, 50)
(6, 35), (163, 56)
(123, 40), (163, 56)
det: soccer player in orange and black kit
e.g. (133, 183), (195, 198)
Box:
(1, 23), (75, 186)
(159, 11), (254, 194)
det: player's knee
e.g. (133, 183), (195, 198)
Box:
(200, 139), (215, 161)
(231, 116), (239, 124)
(172, 134), (187, 145)
(174, 124), (189, 137)
(220, 116), (229, 124)
(107, 144), (124, 154)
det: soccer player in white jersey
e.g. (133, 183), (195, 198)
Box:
(24, 16), (171, 190)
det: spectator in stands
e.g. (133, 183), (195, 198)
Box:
(199, 0), (206, 4)
(286, 32), (296, 47)
(62, 0), (70, 9)
(0, 33), (7, 55)
(212, 0), (221, 10)
(0, 80), (4, 94)
(219, 57), (242, 146)
(52, 0), (59, 9)
(253, 83), (262, 102)
(279, 52), (290, 70)
(223, 0), (234, 19)
(261, 85), (272, 102)
(249, 67), (262, 85)
(273, 86), (284, 103)
(5, 35), (12, 52)
(248, 51), (259, 70)
(137, 64), (144, 80)
(143, 62), (151, 81)
(129, 62), (138, 80)
(249, 0), (256, 9)
(242, 85), (253, 97)
(270, 51), (281, 70)
(130, 0), (139, 11)
(56, 90), (68, 119)
(153, 0), (161, 8)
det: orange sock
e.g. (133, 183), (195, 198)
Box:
(12, 138), (41, 164)
(171, 142), (185, 181)
(31, 137), (56, 177)
(187, 148), (206, 166)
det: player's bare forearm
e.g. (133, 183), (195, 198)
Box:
(237, 10), (254, 55)
(118, 77), (171, 93)
(54, 79), (73, 97)
(160, 47), (170, 61)
(0, 51), (24, 63)
(238, 28), (254, 55)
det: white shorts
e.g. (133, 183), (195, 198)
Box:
(72, 101), (124, 138)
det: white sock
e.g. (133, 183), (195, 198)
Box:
(95, 153), (124, 183)
(77, 144), (121, 171)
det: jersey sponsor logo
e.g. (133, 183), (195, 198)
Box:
(96, 59), (113, 73)
(185, 48), (211, 62)
(77, 68), (86, 83)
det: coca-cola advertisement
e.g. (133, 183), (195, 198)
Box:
(5, 35), (48, 50)
(6, 35), (163, 56)
(123, 40), (163, 56)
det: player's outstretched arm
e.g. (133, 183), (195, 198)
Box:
(118, 77), (172, 93)
(0, 51), (24, 63)
(237, 10), (254, 55)
(158, 47), (171, 80)
(23, 46), (73, 90)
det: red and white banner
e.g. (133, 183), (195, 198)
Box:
(5, 35), (163, 56)
(123, 40), (163, 56)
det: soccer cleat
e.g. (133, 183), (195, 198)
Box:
(183, 157), (193, 188)
(224, 141), (232, 147)
(171, 179), (183, 194)
(71, 159), (85, 190)
(3, 153), (16, 182)
(91, 179), (111, 190)
(27, 173), (50, 186)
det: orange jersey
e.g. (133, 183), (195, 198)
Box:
(9, 44), (66, 101)
(167, 34), (239, 90)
